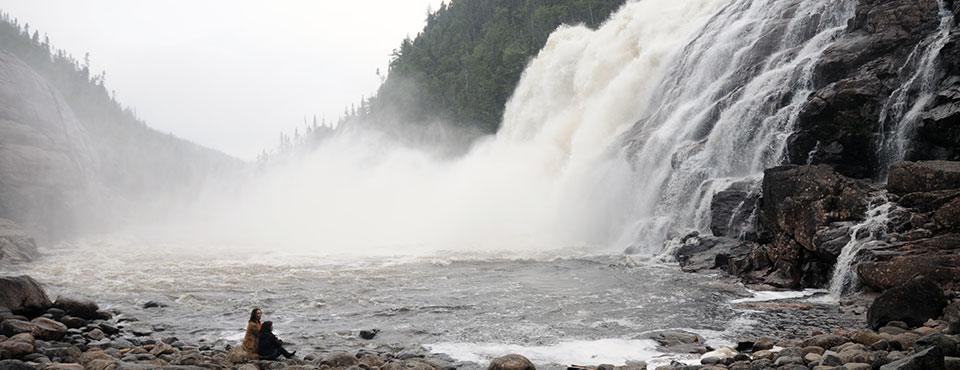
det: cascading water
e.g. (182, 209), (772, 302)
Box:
(610, 0), (858, 251)
(827, 197), (893, 298)
(876, 0), (956, 180)
(170, 0), (866, 256)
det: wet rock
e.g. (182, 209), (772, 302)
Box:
(487, 354), (535, 370)
(890, 333), (922, 350)
(359, 329), (379, 340)
(914, 333), (959, 357)
(0, 360), (35, 370)
(0, 320), (39, 338)
(845, 363), (872, 370)
(946, 302), (960, 334)
(320, 351), (359, 368)
(758, 165), (874, 288)
(97, 323), (119, 336)
(847, 329), (884, 346)
(647, 330), (704, 347)
(879, 346), (945, 370)
(30, 318), (67, 341)
(752, 350), (774, 361)
(945, 357), (960, 370)
(710, 180), (760, 239)
(51, 297), (102, 321)
(856, 234), (960, 291)
(141, 301), (166, 309)
(0, 276), (52, 316)
(0, 341), (32, 359)
(41, 346), (81, 363)
(888, 161), (960, 195)
(803, 334), (852, 349)
(0, 220), (38, 264)
(85, 329), (104, 341)
(701, 347), (737, 365)
(57, 317), (85, 330)
(821, 351), (844, 366)
(804, 352), (823, 363)
(867, 276), (947, 330)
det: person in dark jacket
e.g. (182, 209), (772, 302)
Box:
(257, 321), (295, 360)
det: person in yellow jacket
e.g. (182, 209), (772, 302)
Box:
(241, 308), (262, 358)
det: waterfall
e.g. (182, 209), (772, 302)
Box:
(876, 0), (956, 181)
(827, 197), (893, 297)
(601, 0), (858, 250)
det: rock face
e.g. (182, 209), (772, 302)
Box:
(0, 51), (100, 237)
(0, 275), (51, 315)
(867, 276), (947, 330)
(0, 219), (37, 263)
(757, 165), (875, 288)
(786, 0), (957, 179)
(888, 161), (960, 195)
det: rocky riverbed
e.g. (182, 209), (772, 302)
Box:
(1, 273), (960, 370)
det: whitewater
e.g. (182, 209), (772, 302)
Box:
(2, 0), (881, 366)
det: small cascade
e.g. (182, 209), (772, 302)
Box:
(827, 196), (894, 298)
(876, 0), (955, 180)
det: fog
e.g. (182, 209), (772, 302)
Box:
(0, 0), (443, 159)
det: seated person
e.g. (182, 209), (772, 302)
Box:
(241, 308), (262, 357)
(257, 321), (295, 360)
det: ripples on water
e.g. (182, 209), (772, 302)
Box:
(0, 238), (855, 367)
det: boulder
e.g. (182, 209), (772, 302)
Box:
(945, 301), (960, 334)
(30, 318), (66, 341)
(0, 320), (39, 338)
(856, 234), (960, 291)
(320, 351), (359, 368)
(0, 360), (35, 370)
(710, 180), (760, 238)
(487, 354), (535, 370)
(888, 161), (960, 195)
(879, 346), (945, 370)
(646, 330), (704, 347)
(0, 276), (51, 316)
(867, 276), (947, 329)
(51, 297), (102, 321)
(914, 333), (959, 357)
(0, 341), (31, 359)
(758, 165), (874, 288)
(803, 334), (852, 349)
(0, 220), (37, 264)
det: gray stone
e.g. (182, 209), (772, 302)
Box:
(0, 276), (51, 316)
(487, 354), (535, 370)
(879, 346), (945, 370)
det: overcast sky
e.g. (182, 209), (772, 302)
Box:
(0, 0), (444, 160)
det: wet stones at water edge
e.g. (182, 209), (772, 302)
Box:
(0, 276), (51, 317)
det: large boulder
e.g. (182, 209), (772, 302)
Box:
(52, 297), (102, 320)
(888, 161), (960, 195)
(487, 354), (535, 370)
(0, 275), (51, 316)
(867, 276), (947, 330)
(856, 233), (960, 291)
(757, 165), (874, 288)
(0, 219), (37, 264)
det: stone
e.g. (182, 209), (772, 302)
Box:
(0, 341), (31, 359)
(30, 318), (66, 341)
(867, 276), (947, 330)
(85, 329), (104, 341)
(888, 161), (960, 195)
(839, 348), (871, 364)
(945, 357), (960, 370)
(844, 364), (871, 370)
(0, 321), (39, 338)
(41, 346), (81, 363)
(0, 220), (38, 264)
(0, 360), (35, 370)
(710, 180), (760, 238)
(487, 354), (535, 370)
(359, 329), (379, 340)
(945, 302), (960, 334)
(821, 351), (844, 366)
(848, 330), (883, 346)
(774, 356), (805, 366)
(890, 333), (922, 350)
(805, 352), (823, 363)
(0, 276), (51, 316)
(78, 349), (114, 365)
(320, 351), (358, 368)
(646, 330), (704, 347)
(804, 334), (852, 349)
(51, 298), (102, 321)
(56, 317), (85, 330)
(879, 346), (945, 370)
(148, 342), (174, 356)
(915, 333), (959, 357)
(42, 364), (83, 370)
(752, 350), (774, 361)
(758, 165), (874, 288)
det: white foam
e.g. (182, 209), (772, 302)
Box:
(426, 338), (663, 366)
(730, 289), (826, 304)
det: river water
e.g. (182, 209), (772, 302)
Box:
(1, 237), (858, 368)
